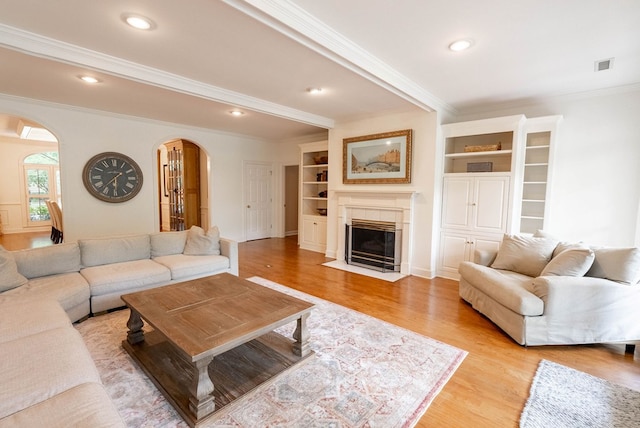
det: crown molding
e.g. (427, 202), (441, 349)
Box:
(0, 23), (334, 129)
(223, 0), (456, 115)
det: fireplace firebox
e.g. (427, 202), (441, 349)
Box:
(345, 219), (401, 272)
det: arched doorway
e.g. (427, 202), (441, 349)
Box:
(157, 139), (208, 232)
(0, 114), (60, 236)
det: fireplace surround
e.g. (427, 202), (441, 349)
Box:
(335, 190), (417, 276)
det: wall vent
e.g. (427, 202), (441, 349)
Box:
(594, 58), (614, 72)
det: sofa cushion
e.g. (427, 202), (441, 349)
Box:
(81, 259), (171, 297)
(12, 243), (81, 279)
(585, 247), (640, 285)
(0, 299), (70, 344)
(0, 327), (101, 419)
(0, 248), (28, 292)
(491, 234), (558, 277)
(459, 261), (543, 316)
(79, 234), (151, 267)
(183, 226), (220, 255)
(0, 382), (124, 428)
(150, 231), (188, 257)
(3, 272), (90, 314)
(540, 243), (595, 277)
(153, 254), (230, 280)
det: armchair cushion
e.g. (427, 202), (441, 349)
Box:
(586, 247), (640, 285)
(540, 243), (595, 277)
(491, 234), (558, 277)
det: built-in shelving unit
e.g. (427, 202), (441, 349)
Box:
(299, 141), (328, 253)
(519, 115), (562, 234)
(444, 131), (514, 173)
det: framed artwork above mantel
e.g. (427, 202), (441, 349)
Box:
(343, 129), (412, 184)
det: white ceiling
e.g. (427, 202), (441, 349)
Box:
(0, 0), (638, 141)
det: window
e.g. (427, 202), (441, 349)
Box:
(23, 152), (60, 226)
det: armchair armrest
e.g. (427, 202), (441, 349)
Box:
(533, 276), (640, 317)
(474, 249), (497, 266)
(219, 237), (239, 276)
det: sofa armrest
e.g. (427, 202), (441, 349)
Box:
(219, 237), (239, 276)
(474, 249), (497, 266)
(532, 276), (640, 317)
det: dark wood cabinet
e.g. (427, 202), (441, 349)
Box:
(165, 140), (200, 231)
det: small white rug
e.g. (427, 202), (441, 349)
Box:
(76, 276), (466, 427)
(520, 359), (640, 428)
(323, 260), (407, 282)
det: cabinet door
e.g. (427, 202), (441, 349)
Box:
(442, 177), (473, 230)
(300, 217), (317, 248)
(473, 176), (509, 233)
(440, 232), (469, 272)
(472, 236), (502, 262)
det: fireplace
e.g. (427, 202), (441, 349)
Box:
(346, 219), (401, 272)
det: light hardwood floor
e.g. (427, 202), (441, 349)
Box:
(3, 232), (639, 427)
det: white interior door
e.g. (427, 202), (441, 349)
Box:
(244, 161), (272, 241)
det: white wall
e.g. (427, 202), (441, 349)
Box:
(326, 109), (439, 278)
(0, 95), (286, 243)
(452, 87), (640, 247)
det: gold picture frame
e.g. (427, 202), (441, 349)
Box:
(343, 129), (412, 184)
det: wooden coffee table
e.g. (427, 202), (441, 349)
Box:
(121, 273), (314, 427)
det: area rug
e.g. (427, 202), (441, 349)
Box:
(75, 276), (467, 427)
(520, 359), (640, 428)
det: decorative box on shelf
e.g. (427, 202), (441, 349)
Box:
(464, 142), (502, 152)
(467, 162), (493, 172)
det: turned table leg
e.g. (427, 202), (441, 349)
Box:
(126, 309), (145, 345)
(293, 312), (311, 357)
(188, 357), (215, 419)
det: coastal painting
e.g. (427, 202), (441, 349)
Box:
(343, 129), (412, 184)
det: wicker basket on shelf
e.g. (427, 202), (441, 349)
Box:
(464, 142), (501, 152)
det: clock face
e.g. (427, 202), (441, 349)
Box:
(82, 152), (143, 203)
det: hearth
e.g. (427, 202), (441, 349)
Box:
(346, 219), (401, 272)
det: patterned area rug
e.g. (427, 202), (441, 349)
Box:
(520, 360), (640, 428)
(76, 276), (467, 427)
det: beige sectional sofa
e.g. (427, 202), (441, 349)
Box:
(459, 233), (640, 346)
(1, 228), (239, 321)
(0, 299), (124, 427)
(0, 227), (238, 426)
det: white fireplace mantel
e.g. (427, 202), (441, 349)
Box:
(334, 189), (418, 276)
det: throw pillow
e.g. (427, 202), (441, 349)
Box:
(491, 234), (558, 277)
(0, 249), (28, 292)
(585, 247), (640, 285)
(539, 243), (595, 277)
(183, 226), (221, 256)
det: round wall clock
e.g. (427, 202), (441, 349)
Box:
(82, 152), (143, 203)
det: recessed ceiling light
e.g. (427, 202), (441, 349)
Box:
(229, 110), (245, 117)
(449, 39), (473, 52)
(122, 13), (155, 30)
(307, 87), (323, 95)
(78, 75), (100, 84)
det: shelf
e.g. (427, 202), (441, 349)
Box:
(525, 144), (550, 150)
(523, 181), (547, 185)
(302, 181), (327, 184)
(303, 163), (328, 168)
(524, 163), (548, 167)
(302, 197), (327, 201)
(521, 215), (544, 220)
(444, 149), (512, 159)
(522, 199), (544, 203)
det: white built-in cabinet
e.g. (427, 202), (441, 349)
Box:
(437, 114), (562, 279)
(298, 141), (328, 253)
